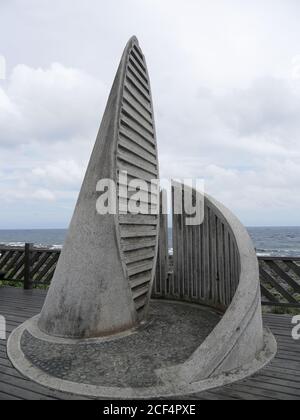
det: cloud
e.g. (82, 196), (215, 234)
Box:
(1, 1), (300, 227)
(31, 189), (56, 202)
(0, 63), (105, 220)
(2, 63), (300, 226)
(157, 76), (300, 224)
(0, 63), (106, 147)
(32, 159), (85, 188)
(0, 184), (56, 203)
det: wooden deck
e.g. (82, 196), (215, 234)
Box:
(0, 286), (299, 400)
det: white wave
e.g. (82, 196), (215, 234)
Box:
(50, 244), (63, 250)
(1, 242), (25, 247)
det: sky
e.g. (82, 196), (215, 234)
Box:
(1, 0), (300, 228)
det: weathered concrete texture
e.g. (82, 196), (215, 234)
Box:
(7, 37), (277, 398)
(157, 189), (269, 385)
(38, 36), (159, 339)
(7, 301), (276, 398)
(22, 301), (221, 388)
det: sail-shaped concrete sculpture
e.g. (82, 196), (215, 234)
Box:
(7, 37), (276, 399)
(38, 37), (159, 338)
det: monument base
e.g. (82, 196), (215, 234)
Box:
(7, 300), (276, 399)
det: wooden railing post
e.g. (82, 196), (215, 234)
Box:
(24, 243), (33, 290)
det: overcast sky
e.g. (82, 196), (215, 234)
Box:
(1, 0), (300, 228)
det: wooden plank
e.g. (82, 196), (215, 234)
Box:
(225, 383), (295, 400)
(0, 379), (57, 400)
(187, 390), (239, 400)
(0, 250), (14, 270)
(260, 283), (280, 303)
(262, 365), (300, 378)
(262, 301), (300, 308)
(3, 251), (22, 278)
(5, 253), (25, 280)
(260, 267), (298, 304)
(264, 260), (300, 293)
(17, 250), (41, 280)
(258, 256), (300, 262)
(31, 252), (54, 278)
(24, 244), (33, 290)
(0, 287), (300, 400)
(34, 254), (59, 284)
(285, 260), (300, 278)
(41, 262), (58, 285)
(0, 391), (22, 400)
(246, 377), (300, 397)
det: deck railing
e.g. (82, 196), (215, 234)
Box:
(259, 256), (300, 309)
(0, 244), (60, 289)
(1, 246), (300, 310)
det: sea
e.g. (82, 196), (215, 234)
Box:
(1, 227), (300, 257)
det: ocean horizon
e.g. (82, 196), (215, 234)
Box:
(1, 226), (300, 257)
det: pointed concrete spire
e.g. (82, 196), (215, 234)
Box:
(38, 37), (159, 338)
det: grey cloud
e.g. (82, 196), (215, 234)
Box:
(1, 0), (300, 227)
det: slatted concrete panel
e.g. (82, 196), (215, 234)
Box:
(116, 40), (159, 317)
(154, 185), (240, 310)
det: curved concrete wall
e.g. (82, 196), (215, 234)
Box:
(155, 186), (265, 382)
(38, 37), (159, 339)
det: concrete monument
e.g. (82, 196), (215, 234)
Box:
(38, 36), (159, 339)
(7, 37), (277, 399)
